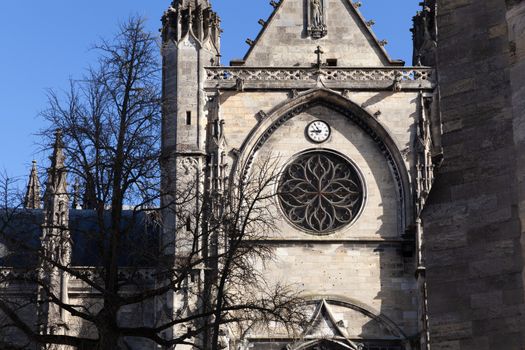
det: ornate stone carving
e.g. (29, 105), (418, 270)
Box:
(392, 71), (403, 92)
(177, 157), (199, 176)
(236, 77), (245, 92)
(217, 326), (230, 350)
(415, 93), (438, 214)
(176, 157), (201, 188)
(255, 110), (268, 123)
(412, 1), (437, 66)
(308, 0), (327, 39)
(229, 148), (241, 159)
(270, 0), (280, 9)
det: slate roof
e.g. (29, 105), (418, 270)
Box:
(0, 209), (160, 268)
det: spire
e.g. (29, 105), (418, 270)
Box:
(24, 160), (41, 209)
(39, 129), (71, 338)
(46, 129), (67, 199)
(51, 129), (65, 172)
(43, 129), (69, 228)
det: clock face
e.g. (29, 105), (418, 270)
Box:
(307, 120), (331, 143)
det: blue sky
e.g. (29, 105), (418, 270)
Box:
(0, 0), (419, 181)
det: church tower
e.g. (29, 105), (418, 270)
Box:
(161, 0), (440, 349)
(161, 0), (221, 252)
(160, 0), (222, 346)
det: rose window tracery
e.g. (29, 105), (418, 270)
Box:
(278, 151), (364, 234)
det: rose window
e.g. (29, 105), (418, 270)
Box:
(278, 151), (364, 234)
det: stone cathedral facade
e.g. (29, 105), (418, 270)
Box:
(161, 0), (439, 349)
(3, 0), (525, 349)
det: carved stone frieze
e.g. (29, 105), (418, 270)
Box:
(206, 67), (435, 84)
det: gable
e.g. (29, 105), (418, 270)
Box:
(242, 0), (401, 67)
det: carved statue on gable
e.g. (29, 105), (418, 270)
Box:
(308, 0), (327, 39)
(312, 0), (323, 26)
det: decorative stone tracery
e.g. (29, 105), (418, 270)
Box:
(233, 90), (412, 235)
(249, 101), (405, 212)
(278, 151), (363, 234)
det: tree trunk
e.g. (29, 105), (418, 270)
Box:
(96, 307), (120, 350)
(97, 330), (119, 350)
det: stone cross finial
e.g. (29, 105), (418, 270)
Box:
(315, 46), (324, 68)
(24, 160), (42, 209)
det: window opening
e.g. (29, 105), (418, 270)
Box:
(326, 58), (338, 66)
(186, 111), (192, 125)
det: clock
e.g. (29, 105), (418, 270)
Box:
(306, 120), (331, 143)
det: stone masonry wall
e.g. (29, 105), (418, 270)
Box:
(507, 6), (525, 340)
(218, 89), (422, 341)
(243, 0), (391, 66)
(423, 1), (525, 349)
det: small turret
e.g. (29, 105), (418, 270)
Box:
(24, 160), (41, 209)
(412, 0), (437, 66)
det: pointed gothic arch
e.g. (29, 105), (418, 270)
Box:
(291, 339), (356, 350)
(300, 295), (411, 342)
(232, 88), (413, 233)
(242, 296), (412, 350)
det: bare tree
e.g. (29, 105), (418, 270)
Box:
(0, 17), (305, 350)
(0, 172), (39, 350)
